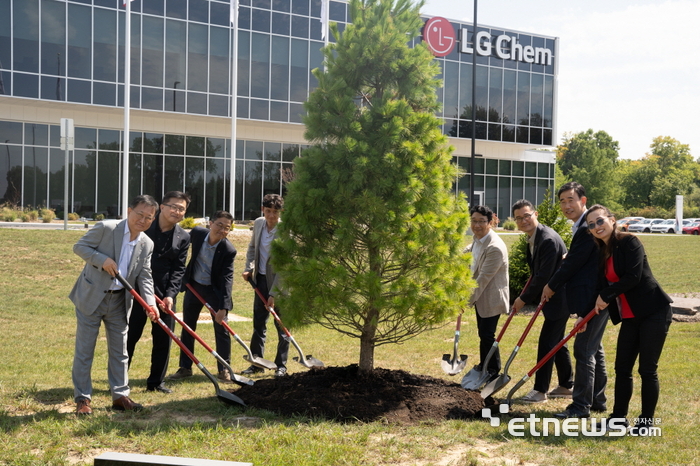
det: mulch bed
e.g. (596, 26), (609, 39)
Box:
(233, 365), (485, 424)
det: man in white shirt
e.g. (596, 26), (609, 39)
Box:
(69, 195), (159, 415)
(241, 194), (289, 377)
(467, 205), (509, 378)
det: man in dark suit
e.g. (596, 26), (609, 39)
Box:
(127, 191), (191, 394)
(542, 182), (608, 419)
(69, 195), (159, 415)
(167, 211), (236, 383)
(511, 199), (573, 403)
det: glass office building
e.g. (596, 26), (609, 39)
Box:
(0, 0), (558, 221)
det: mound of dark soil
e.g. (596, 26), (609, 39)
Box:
(233, 365), (484, 424)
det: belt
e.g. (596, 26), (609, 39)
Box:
(105, 289), (125, 294)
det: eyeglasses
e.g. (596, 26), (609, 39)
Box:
(471, 219), (489, 225)
(162, 203), (186, 213)
(587, 217), (608, 230)
(514, 213), (534, 223)
(212, 221), (231, 232)
(132, 210), (155, 222)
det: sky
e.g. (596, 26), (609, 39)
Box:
(420, 0), (700, 160)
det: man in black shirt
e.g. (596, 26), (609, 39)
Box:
(127, 191), (191, 393)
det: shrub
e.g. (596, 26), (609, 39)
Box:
(68, 212), (80, 221)
(40, 208), (55, 223)
(179, 217), (198, 229)
(2, 212), (17, 222)
(94, 214), (105, 221)
(25, 210), (39, 221)
(501, 217), (517, 231)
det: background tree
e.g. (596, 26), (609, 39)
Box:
(557, 129), (621, 209)
(273, 0), (472, 373)
(617, 136), (698, 213)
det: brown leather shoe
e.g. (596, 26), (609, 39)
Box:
(112, 396), (144, 412)
(76, 398), (92, 415)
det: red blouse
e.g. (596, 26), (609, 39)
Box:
(605, 256), (635, 319)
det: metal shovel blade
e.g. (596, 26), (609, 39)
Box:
(461, 366), (492, 391)
(242, 354), (278, 371)
(293, 354), (325, 369)
(441, 354), (468, 376)
(481, 373), (511, 398)
(216, 389), (246, 407)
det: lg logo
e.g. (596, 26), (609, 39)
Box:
(423, 17), (456, 57)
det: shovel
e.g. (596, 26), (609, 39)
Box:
(441, 312), (468, 376)
(481, 300), (544, 398)
(461, 305), (518, 390)
(506, 308), (599, 406)
(461, 276), (533, 391)
(153, 295), (254, 387)
(247, 278), (325, 369)
(115, 273), (245, 407)
(185, 283), (277, 371)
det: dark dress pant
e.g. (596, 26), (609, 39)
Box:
(249, 274), (289, 368)
(179, 281), (231, 373)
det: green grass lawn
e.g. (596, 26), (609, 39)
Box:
(0, 229), (698, 465)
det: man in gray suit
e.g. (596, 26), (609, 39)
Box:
(241, 194), (289, 377)
(69, 195), (159, 415)
(467, 205), (509, 378)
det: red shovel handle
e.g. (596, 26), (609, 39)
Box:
(495, 275), (534, 341)
(527, 308), (599, 377)
(515, 301), (545, 347)
(247, 278), (293, 339)
(185, 282), (241, 338)
(115, 273), (202, 365)
(155, 295), (215, 354)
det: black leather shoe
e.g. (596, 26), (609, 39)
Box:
(554, 408), (589, 419)
(241, 365), (264, 375)
(147, 383), (173, 394)
(112, 396), (144, 412)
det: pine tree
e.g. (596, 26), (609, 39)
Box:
(272, 0), (472, 372)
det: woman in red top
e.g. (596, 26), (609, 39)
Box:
(586, 204), (673, 433)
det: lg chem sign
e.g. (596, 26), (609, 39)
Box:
(423, 17), (553, 66)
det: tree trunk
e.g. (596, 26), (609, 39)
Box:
(358, 330), (375, 373)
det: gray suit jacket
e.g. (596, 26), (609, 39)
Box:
(69, 219), (156, 316)
(468, 230), (510, 318)
(244, 217), (282, 297)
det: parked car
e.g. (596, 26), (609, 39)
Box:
(627, 218), (663, 233)
(617, 217), (644, 232)
(650, 219), (677, 234)
(683, 221), (700, 235)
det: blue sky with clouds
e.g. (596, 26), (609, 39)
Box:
(420, 0), (700, 160)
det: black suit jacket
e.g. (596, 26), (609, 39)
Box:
(547, 212), (599, 317)
(144, 212), (191, 300)
(598, 234), (672, 325)
(519, 224), (568, 320)
(182, 226), (236, 311)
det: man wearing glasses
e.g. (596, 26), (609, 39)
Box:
(70, 195), (159, 415)
(168, 211), (236, 384)
(541, 182), (608, 419)
(510, 199), (573, 404)
(127, 191), (191, 394)
(465, 205), (509, 380)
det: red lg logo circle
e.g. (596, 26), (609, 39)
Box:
(423, 17), (456, 57)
